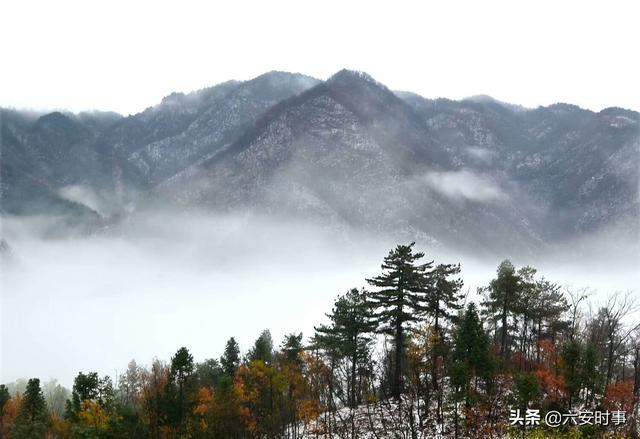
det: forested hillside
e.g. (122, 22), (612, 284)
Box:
(2, 243), (638, 438)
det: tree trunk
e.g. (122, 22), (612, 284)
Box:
(433, 307), (442, 422)
(351, 350), (357, 408)
(500, 301), (508, 360)
(394, 317), (403, 399)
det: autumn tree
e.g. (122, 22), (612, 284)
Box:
(141, 359), (169, 439)
(0, 385), (10, 439)
(236, 360), (287, 438)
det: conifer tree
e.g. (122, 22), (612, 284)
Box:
(249, 330), (274, 364)
(367, 243), (433, 399)
(221, 337), (241, 376)
(560, 339), (582, 410)
(11, 379), (49, 439)
(581, 343), (600, 405)
(195, 358), (224, 389)
(429, 263), (463, 419)
(450, 304), (493, 403)
(169, 347), (194, 434)
(314, 288), (376, 407)
(280, 333), (304, 366)
(64, 371), (113, 421)
(480, 260), (522, 361)
(531, 279), (567, 363)
(449, 304), (493, 436)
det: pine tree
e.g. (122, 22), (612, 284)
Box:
(449, 304), (493, 437)
(560, 339), (582, 410)
(169, 347), (194, 434)
(581, 343), (599, 406)
(450, 304), (493, 403)
(367, 243), (433, 399)
(481, 260), (522, 362)
(314, 288), (376, 407)
(531, 279), (566, 364)
(64, 371), (113, 421)
(429, 263), (463, 420)
(249, 330), (274, 364)
(195, 358), (224, 389)
(429, 263), (463, 341)
(515, 372), (540, 411)
(11, 379), (49, 439)
(280, 333), (304, 366)
(221, 337), (241, 377)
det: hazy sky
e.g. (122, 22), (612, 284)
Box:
(2, 0), (639, 115)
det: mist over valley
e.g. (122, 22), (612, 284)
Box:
(1, 70), (638, 386)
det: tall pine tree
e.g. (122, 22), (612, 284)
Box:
(168, 347), (194, 435)
(429, 262), (463, 419)
(367, 243), (433, 399)
(221, 337), (241, 377)
(248, 330), (274, 364)
(481, 260), (521, 362)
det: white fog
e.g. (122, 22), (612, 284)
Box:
(1, 210), (637, 387)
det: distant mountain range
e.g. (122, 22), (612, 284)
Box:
(1, 70), (638, 253)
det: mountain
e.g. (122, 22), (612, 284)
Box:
(0, 71), (319, 220)
(98, 71), (319, 185)
(0, 109), (119, 223)
(1, 70), (638, 253)
(399, 95), (640, 237)
(162, 70), (544, 253)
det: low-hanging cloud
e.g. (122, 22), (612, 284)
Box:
(1, 205), (635, 387)
(57, 185), (108, 216)
(423, 169), (507, 202)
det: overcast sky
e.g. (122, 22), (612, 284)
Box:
(2, 0), (638, 115)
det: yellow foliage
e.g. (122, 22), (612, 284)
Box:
(78, 400), (109, 432)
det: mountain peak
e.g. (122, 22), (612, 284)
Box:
(33, 111), (84, 134)
(249, 71), (320, 89)
(328, 69), (379, 85)
(463, 95), (527, 112)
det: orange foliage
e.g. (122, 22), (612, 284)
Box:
(193, 387), (214, 417)
(535, 368), (565, 404)
(1, 394), (22, 437)
(537, 339), (558, 368)
(604, 380), (634, 412)
(191, 387), (215, 433)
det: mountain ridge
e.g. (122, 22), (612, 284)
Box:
(1, 69), (638, 253)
